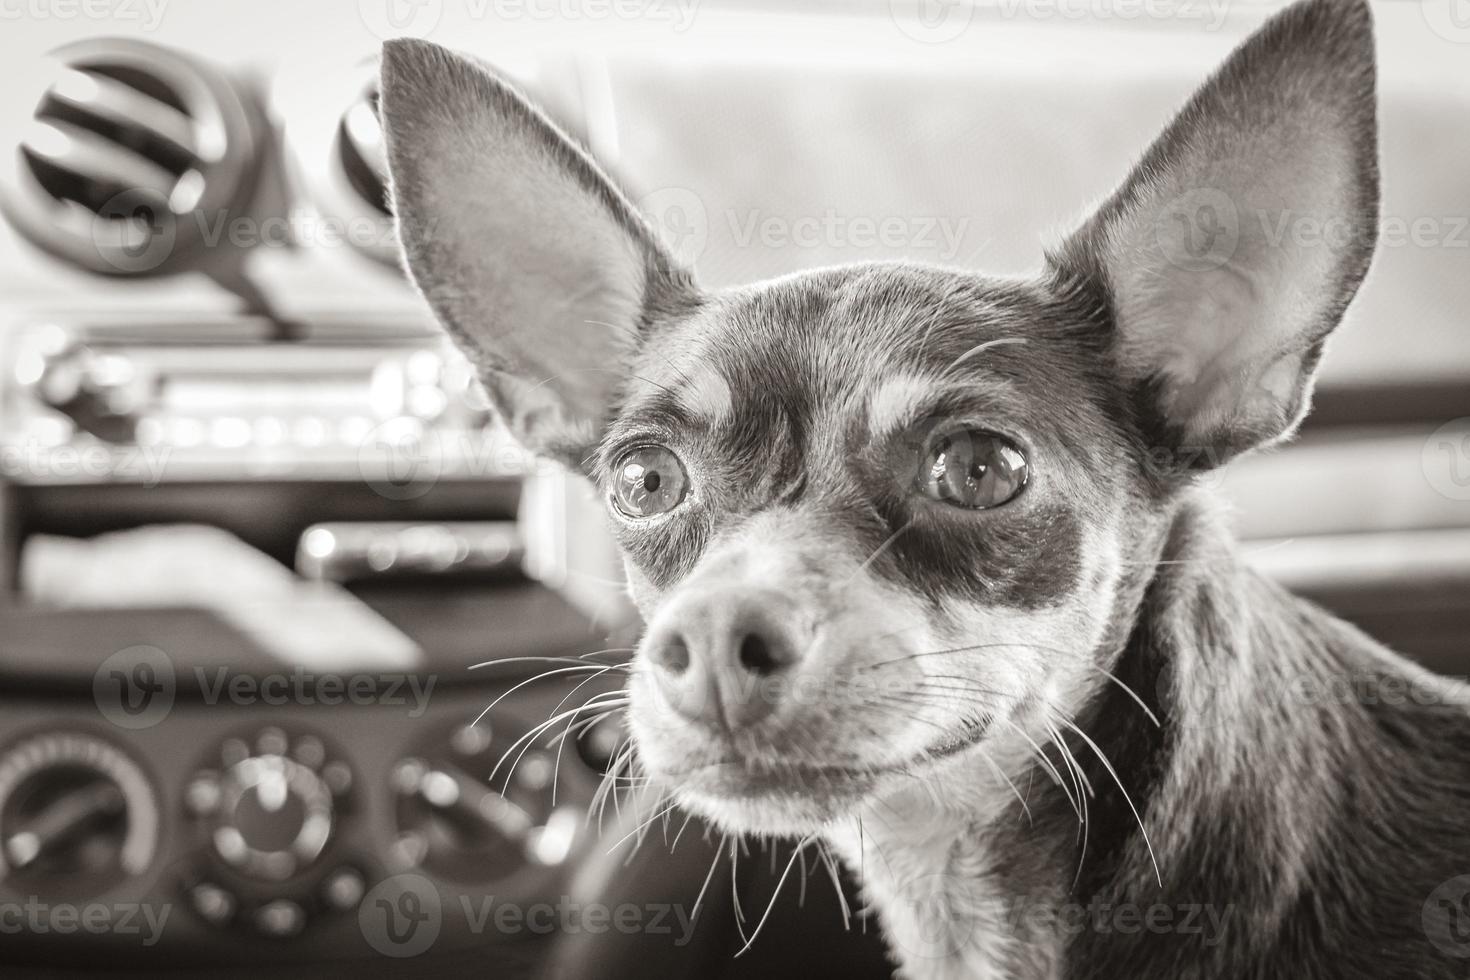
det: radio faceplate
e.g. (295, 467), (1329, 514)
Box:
(0, 314), (532, 490)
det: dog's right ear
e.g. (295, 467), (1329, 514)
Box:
(379, 39), (697, 468)
(1056, 0), (1378, 470)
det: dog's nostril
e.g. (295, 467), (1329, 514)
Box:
(655, 637), (691, 675)
(737, 632), (781, 676)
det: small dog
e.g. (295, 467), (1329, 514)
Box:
(379, 1), (1470, 975)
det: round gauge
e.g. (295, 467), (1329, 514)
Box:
(0, 731), (161, 896)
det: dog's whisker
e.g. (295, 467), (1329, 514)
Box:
(602, 740), (641, 830)
(1042, 716), (1093, 888)
(797, 844), (810, 909)
(584, 317), (701, 394)
(979, 748), (1032, 825)
(585, 729), (639, 834)
(729, 838), (751, 944)
(816, 839), (852, 932)
(467, 650), (634, 671)
(735, 835), (818, 958)
(524, 365), (679, 401)
(471, 660), (630, 730)
(1057, 716), (1162, 886)
(906, 675), (1016, 700)
(864, 621), (930, 646)
(863, 642), (1160, 728)
(690, 831), (727, 928)
(941, 336), (1028, 376)
(669, 809), (696, 854)
(621, 785), (667, 869)
(846, 519), (914, 584)
(998, 718), (1081, 821)
(850, 695), (956, 736)
(545, 669), (626, 806)
(491, 694), (629, 791)
(606, 795), (680, 857)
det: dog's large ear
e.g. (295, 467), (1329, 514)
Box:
(379, 39), (697, 467)
(1056, 0), (1378, 468)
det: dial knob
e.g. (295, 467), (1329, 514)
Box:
(189, 730), (350, 882)
(0, 732), (159, 896)
(35, 345), (141, 444)
(392, 718), (577, 883)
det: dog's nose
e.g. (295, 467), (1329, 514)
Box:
(643, 588), (803, 730)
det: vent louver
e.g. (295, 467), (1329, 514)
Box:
(328, 77), (397, 266)
(281, 59), (398, 270)
(337, 85), (391, 221)
(0, 38), (261, 277)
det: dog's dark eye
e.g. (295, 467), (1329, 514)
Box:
(918, 430), (1028, 509)
(611, 446), (689, 518)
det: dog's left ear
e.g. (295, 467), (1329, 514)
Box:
(1057, 0), (1378, 467)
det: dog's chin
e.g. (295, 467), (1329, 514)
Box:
(664, 760), (888, 836)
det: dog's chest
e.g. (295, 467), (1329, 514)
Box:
(825, 809), (1058, 980)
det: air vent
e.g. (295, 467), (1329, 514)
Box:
(328, 75), (397, 267)
(281, 60), (398, 270)
(0, 38), (261, 277)
(337, 85), (391, 220)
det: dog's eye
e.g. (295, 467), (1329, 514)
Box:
(918, 430), (1028, 508)
(611, 446), (689, 518)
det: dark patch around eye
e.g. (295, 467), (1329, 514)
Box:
(868, 499), (1084, 611)
(613, 510), (711, 592)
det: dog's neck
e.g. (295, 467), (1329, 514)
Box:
(825, 494), (1351, 979)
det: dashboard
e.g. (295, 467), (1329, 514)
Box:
(0, 590), (626, 975)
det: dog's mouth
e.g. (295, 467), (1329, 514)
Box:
(663, 716), (992, 805)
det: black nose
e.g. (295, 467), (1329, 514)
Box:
(643, 588), (802, 730)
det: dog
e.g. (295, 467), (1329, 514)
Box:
(378, 1), (1470, 975)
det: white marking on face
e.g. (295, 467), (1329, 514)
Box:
(866, 371), (943, 442)
(676, 359), (734, 426)
(629, 337), (734, 428)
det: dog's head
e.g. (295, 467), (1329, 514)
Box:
(380, 0), (1377, 836)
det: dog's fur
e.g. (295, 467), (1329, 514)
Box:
(379, 2), (1470, 976)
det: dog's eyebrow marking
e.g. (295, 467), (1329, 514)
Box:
(601, 361), (734, 469)
(626, 348), (734, 428)
(669, 359), (733, 426)
(867, 372), (945, 441)
(865, 371), (1022, 443)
